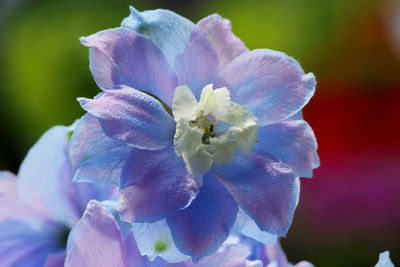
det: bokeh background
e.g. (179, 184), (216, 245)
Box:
(1, 0), (399, 266)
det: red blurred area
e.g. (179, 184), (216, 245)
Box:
(300, 81), (400, 233)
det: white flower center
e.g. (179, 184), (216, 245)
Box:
(172, 84), (258, 175)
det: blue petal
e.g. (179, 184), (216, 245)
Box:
(167, 173), (238, 262)
(0, 220), (63, 267)
(123, 230), (169, 267)
(184, 243), (260, 267)
(214, 49), (316, 126)
(44, 251), (66, 267)
(78, 86), (175, 151)
(70, 113), (132, 186)
(131, 219), (188, 263)
(118, 145), (202, 223)
(65, 200), (129, 267)
(16, 125), (116, 227)
(213, 150), (298, 236)
(122, 6), (195, 68)
(257, 120), (319, 178)
(17, 125), (79, 226)
(101, 200), (132, 238)
(375, 251), (394, 267)
(81, 27), (178, 105)
(174, 23), (219, 99)
(196, 14), (248, 70)
(232, 209), (277, 244)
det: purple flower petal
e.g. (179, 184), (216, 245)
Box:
(17, 126), (78, 226)
(78, 86), (175, 150)
(121, 6), (195, 67)
(257, 120), (319, 178)
(213, 151), (298, 236)
(174, 25), (219, 99)
(131, 219), (188, 263)
(0, 172), (21, 217)
(167, 174), (238, 262)
(65, 200), (129, 267)
(182, 243), (259, 267)
(232, 209), (277, 244)
(118, 146), (202, 223)
(123, 231), (155, 267)
(44, 251), (66, 267)
(0, 220), (64, 267)
(81, 27), (178, 105)
(214, 49), (316, 126)
(70, 113), (132, 186)
(196, 14), (248, 70)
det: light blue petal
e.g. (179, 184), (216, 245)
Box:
(44, 251), (66, 267)
(81, 27), (178, 105)
(195, 14), (248, 70)
(17, 125), (116, 227)
(101, 200), (132, 238)
(0, 220), (63, 267)
(131, 219), (188, 263)
(65, 200), (129, 267)
(213, 150), (297, 236)
(17, 125), (78, 226)
(70, 113), (132, 186)
(182, 243), (262, 267)
(122, 6), (194, 68)
(167, 173), (238, 262)
(214, 49), (316, 126)
(232, 209), (277, 244)
(375, 251), (394, 267)
(174, 25), (219, 98)
(257, 120), (319, 178)
(232, 178), (301, 244)
(118, 145), (202, 223)
(78, 86), (176, 151)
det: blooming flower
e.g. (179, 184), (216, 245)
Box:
(0, 125), (115, 266)
(70, 6), (319, 261)
(66, 200), (312, 267)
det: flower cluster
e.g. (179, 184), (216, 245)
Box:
(0, 5), (392, 267)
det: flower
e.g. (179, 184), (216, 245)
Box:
(242, 237), (313, 267)
(66, 200), (312, 267)
(70, 6), (319, 261)
(0, 125), (116, 266)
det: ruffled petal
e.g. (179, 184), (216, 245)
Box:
(17, 125), (116, 226)
(257, 120), (319, 178)
(196, 14), (248, 70)
(118, 146), (202, 223)
(131, 219), (188, 263)
(0, 220), (64, 267)
(65, 200), (129, 267)
(121, 6), (195, 68)
(214, 49), (316, 126)
(232, 209), (277, 244)
(375, 251), (394, 267)
(44, 251), (66, 267)
(213, 150), (298, 236)
(70, 113), (132, 186)
(167, 174), (238, 262)
(174, 25), (219, 99)
(17, 126), (78, 226)
(81, 27), (178, 105)
(78, 86), (175, 150)
(182, 243), (262, 267)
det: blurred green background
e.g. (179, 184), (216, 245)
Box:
(1, 0), (399, 266)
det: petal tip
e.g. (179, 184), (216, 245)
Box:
(79, 36), (89, 46)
